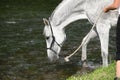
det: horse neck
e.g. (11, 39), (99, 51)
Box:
(49, 0), (87, 29)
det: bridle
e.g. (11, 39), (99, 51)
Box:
(46, 19), (62, 54)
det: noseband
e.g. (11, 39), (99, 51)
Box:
(47, 20), (61, 54)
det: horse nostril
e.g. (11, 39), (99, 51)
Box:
(48, 53), (59, 62)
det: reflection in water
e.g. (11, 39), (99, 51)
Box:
(0, 0), (116, 80)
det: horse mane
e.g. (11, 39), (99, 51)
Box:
(49, 0), (80, 26)
(49, 0), (67, 21)
(49, 0), (115, 27)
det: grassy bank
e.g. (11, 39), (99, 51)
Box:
(67, 62), (116, 80)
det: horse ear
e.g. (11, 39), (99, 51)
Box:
(43, 18), (49, 26)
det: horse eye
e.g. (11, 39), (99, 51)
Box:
(46, 37), (49, 40)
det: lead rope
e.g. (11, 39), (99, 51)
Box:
(64, 11), (104, 62)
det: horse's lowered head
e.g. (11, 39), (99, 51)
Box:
(43, 18), (66, 62)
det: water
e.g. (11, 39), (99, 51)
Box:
(0, 0), (116, 80)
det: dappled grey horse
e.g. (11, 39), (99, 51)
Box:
(43, 0), (119, 67)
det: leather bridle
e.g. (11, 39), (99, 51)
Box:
(46, 20), (62, 54)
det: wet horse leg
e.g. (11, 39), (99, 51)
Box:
(81, 29), (97, 67)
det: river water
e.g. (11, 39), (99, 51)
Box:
(0, 0), (116, 80)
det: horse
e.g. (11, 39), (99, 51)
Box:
(43, 0), (119, 67)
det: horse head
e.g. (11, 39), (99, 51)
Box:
(43, 18), (66, 62)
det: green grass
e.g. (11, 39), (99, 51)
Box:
(67, 62), (116, 80)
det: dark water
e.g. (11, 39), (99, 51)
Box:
(0, 0), (116, 80)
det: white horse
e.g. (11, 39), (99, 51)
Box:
(43, 0), (119, 67)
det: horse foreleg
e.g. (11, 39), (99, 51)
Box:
(96, 23), (111, 67)
(81, 29), (97, 67)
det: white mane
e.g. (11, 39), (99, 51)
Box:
(49, 0), (87, 28)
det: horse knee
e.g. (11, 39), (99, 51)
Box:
(82, 37), (88, 45)
(101, 50), (108, 57)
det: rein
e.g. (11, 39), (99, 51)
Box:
(64, 11), (104, 62)
(47, 19), (62, 54)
